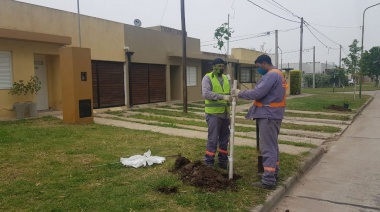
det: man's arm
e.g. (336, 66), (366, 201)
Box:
(238, 74), (276, 100)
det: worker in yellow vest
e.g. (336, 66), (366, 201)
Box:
(202, 58), (232, 169)
(231, 54), (287, 190)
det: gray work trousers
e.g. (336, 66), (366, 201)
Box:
(204, 114), (230, 165)
(257, 118), (281, 186)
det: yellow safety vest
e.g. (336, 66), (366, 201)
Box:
(205, 72), (231, 114)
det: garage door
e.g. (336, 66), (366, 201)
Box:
(92, 61), (125, 108)
(130, 63), (166, 105)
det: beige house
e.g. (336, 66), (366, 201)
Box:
(0, 0), (266, 119)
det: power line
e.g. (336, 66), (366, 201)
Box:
(271, 0), (301, 19)
(201, 33), (271, 46)
(304, 22), (330, 48)
(278, 27), (299, 32)
(307, 22), (360, 29)
(160, 0), (169, 25)
(258, 0), (296, 18)
(305, 21), (341, 46)
(201, 27), (299, 44)
(245, 0), (300, 23)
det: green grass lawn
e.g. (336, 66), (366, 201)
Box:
(0, 117), (305, 211)
(122, 110), (341, 133)
(286, 92), (370, 112)
(301, 82), (380, 94)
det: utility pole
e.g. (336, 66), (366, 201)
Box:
(313, 46), (315, 89)
(360, 3), (380, 98)
(339, 45), (342, 68)
(275, 30), (279, 68)
(77, 0), (82, 47)
(180, 0), (187, 113)
(299, 18), (303, 72)
(338, 44), (342, 88)
(299, 17), (304, 91)
(278, 46), (283, 69)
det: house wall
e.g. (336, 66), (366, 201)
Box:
(232, 48), (263, 64)
(0, 39), (61, 117)
(124, 25), (203, 103)
(0, 0), (125, 118)
(1, 0), (125, 62)
(166, 58), (203, 102)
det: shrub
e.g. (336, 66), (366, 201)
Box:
(290, 70), (301, 95)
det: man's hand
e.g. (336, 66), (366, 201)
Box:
(222, 95), (232, 102)
(230, 89), (241, 97)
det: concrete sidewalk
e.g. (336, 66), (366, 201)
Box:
(266, 90), (380, 212)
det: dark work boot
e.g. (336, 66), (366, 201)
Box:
(257, 173), (279, 181)
(252, 182), (276, 190)
(204, 155), (214, 168)
(218, 162), (228, 170)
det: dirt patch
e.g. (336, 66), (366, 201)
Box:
(171, 156), (240, 192)
(324, 104), (352, 112)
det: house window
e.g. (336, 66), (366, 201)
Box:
(239, 67), (258, 83)
(240, 67), (251, 83)
(186, 66), (197, 86)
(0, 51), (12, 89)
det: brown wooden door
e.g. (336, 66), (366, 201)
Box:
(92, 61), (125, 108)
(130, 63), (166, 105)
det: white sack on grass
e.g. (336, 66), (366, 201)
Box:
(120, 150), (166, 168)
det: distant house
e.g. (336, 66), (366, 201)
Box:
(280, 62), (336, 74)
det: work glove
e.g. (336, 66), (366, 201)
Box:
(230, 89), (241, 97)
(222, 95), (232, 102)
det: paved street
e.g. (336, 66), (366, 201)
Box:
(273, 90), (380, 212)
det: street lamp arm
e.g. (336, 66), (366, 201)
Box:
(360, 2), (380, 98)
(361, 3), (380, 54)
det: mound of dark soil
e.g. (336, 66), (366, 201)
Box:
(172, 156), (240, 192)
(324, 104), (352, 112)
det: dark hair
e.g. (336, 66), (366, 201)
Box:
(212, 58), (225, 65)
(254, 54), (272, 65)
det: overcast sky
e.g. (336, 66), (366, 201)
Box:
(16, 0), (380, 66)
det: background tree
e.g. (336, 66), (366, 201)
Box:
(213, 23), (234, 79)
(214, 23), (233, 52)
(342, 39), (362, 79)
(360, 46), (380, 87)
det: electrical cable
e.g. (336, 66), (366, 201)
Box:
(201, 33), (271, 46)
(201, 27), (298, 44)
(307, 22), (360, 29)
(271, 0), (301, 19)
(160, 0), (169, 25)
(304, 23), (329, 48)
(245, 0), (300, 23)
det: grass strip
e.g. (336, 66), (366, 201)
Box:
(0, 116), (305, 211)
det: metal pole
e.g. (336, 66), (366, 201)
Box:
(299, 17), (304, 92)
(77, 0), (82, 47)
(181, 0), (187, 112)
(339, 45), (342, 68)
(229, 80), (237, 179)
(313, 46), (315, 88)
(278, 46), (283, 69)
(360, 3), (380, 98)
(299, 18), (303, 72)
(275, 30), (279, 68)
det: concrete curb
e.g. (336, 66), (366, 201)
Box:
(250, 146), (326, 212)
(351, 95), (374, 122)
